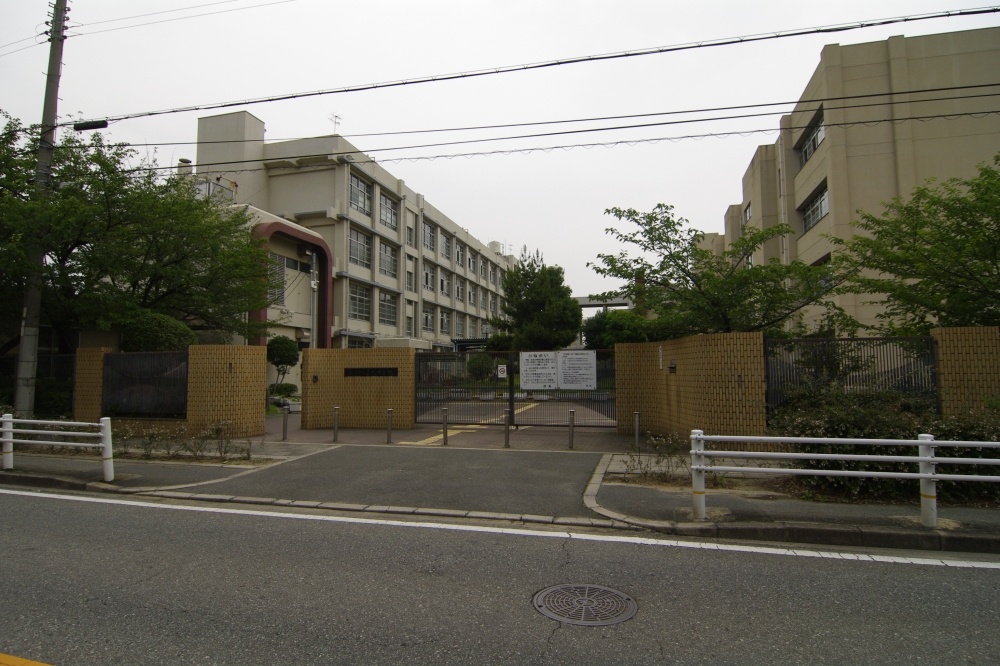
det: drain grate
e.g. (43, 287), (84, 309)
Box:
(532, 584), (637, 626)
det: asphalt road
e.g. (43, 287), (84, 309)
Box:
(3, 488), (999, 665)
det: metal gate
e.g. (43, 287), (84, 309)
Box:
(415, 350), (616, 427)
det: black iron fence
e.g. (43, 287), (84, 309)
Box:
(765, 337), (937, 411)
(416, 350), (616, 427)
(102, 350), (188, 418)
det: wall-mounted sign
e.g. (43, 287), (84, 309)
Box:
(344, 367), (399, 377)
(519, 352), (557, 389)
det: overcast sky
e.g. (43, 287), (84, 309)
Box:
(2, 1), (998, 297)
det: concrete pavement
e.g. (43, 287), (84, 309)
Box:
(2, 414), (999, 554)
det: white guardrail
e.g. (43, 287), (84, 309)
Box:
(1, 413), (114, 482)
(689, 429), (1000, 528)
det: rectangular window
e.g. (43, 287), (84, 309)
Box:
(406, 226), (414, 247)
(799, 117), (826, 166)
(480, 289), (487, 308)
(406, 270), (414, 291)
(268, 253), (285, 306)
(423, 262), (435, 291)
(489, 264), (496, 284)
(455, 315), (465, 337)
(378, 292), (398, 326)
(468, 253), (477, 273)
(406, 315), (414, 337)
(422, 222), (436, 252)
(348, 284), (371, 321)
(422, 303), (435, 332)
(349, 174), (372, 215)
(802, 186), (830, 232)
(379, 193), (398, 230)
(439, 309), (451, 335)
(349, 228), (372, 268)
(744, 203), (752, 223)
(489, 293), (497, 313)
(455, 243), (465, 266)
(440, 234), (452, 261)
(439, 270), (451, 296)
(347, 337), (368, 349)
(455, 278), (465, 301)
(480, 260), (487, 279)
(379, 243), (398, 278)
(468, 284), (477, 307)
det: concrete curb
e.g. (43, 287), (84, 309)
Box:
(583, 455), (1000, 555)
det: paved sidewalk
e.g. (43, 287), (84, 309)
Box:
(2, 416), (998, 554)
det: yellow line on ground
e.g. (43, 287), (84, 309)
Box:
(398, 427), (481, 446)
(0, 653), (54, 666)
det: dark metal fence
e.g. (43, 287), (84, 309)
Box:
(765, 337), (937, 411)
(416, 350), (616, 427)
(102, 351), (188, 418)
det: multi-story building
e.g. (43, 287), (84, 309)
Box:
(704, 27), (1000, 329)
(193, 111), (514, 356)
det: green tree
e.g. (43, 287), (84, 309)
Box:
(0, 111), (275, 352)
(266, 335), (300, 393)
(492, 247), (582, 350)
(589, 204), (842, 339)
(834, 154), (1000, 334)
(120, 311), (198, 352)
(581, 309), (649, 349)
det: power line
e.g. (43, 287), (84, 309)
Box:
(127, 109), (1000, 175)
(64, 6), (1000, 128)
(105, 83), (1000, 148)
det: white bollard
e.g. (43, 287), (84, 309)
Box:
(2, 413), (12, 470)
(100, 417), (114, 482)
(918, 433), (937, 529)
(691, 429), (707, 521)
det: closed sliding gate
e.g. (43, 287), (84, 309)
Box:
(415, 350), (616, 427)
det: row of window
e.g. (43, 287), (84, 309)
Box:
(349, 174), (400, 231)
(347, 283), (491, 338)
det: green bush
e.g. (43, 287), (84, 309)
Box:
(768, 384), (999, 502)
(268, 382), (298, 397)
(466, 353), (497, 382)
(121, 311), (197, 352)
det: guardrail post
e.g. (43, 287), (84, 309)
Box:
(2, 413), (12, 470)
(442, 407), (449, 446)
(282, 407), (289, 441)
(633, 411), (640, 449)
(568, 410), (575, 450)
(504, 409), (511, 448)
(332, 406), (339, 443)
(691, 429), (707, 521)
(100, 416), (114, 482)
(918, 433), (937, 529)
(386, 408), (393, 444)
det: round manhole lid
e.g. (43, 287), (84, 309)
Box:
(532, 584), (637, 626)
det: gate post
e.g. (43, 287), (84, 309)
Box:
(918, 433), (937, 528)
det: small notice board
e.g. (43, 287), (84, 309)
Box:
(519, 350), (597, 390)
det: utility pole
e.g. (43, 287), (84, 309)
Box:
(14, 0), (69, 416)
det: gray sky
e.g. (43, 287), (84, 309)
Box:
(2, 1), (998, 297)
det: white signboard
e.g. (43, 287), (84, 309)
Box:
(519, 350), (597, 390)
(497, 365), (508, 379)
(519, 351), (557, 389)
(557, 350), (597, 390)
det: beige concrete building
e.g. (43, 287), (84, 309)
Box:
(193, 111), (514, 359)
(705, 27), (1000, 329)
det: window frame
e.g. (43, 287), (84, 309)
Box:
(348, 283), (372, 321)
(348, 228), (372, 269)
(378, 292), (398, 326)
(349, 174), (372, 215)
(378, 242), (398, 278)
(379, 193), (398, 230)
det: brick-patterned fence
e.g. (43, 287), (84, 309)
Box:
(74, 345), (266, 438)
(932, 326), (1000, 415)
(300, 348), (416, 430)
(615, 333), (767, 441)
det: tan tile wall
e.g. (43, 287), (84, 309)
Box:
(73, 347), (111, 423)
(932, 326), (1000, 415)
(301, 348), (416, 429)
(186, 345), (266, 438)
(616, 333), (767, 441)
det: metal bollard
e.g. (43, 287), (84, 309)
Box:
(386, 408), (393, 444)
(919, 433), (937, 528)
(282, 407), (289, 441)
(691, 429), (707, 521)
(568, 410), (575, 450)
(442, 407), (448, 446)
(634, 411), (640, 450)
(332, 406), (339, 443)
(504, 408), (511, 448)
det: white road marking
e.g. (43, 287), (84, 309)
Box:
(2, 488), (998, 569)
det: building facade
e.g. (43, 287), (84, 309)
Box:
(194, 111), (514, 353)
(704, 27), (1000, 329)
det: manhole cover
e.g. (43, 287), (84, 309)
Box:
(532, 584), (637, 626)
